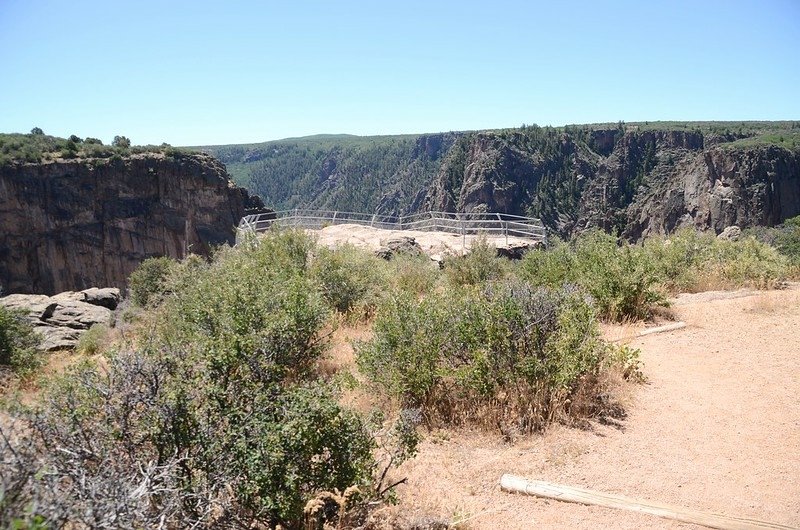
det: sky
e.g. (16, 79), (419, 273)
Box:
(1, 0), (799, 146)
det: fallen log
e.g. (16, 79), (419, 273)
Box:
(499, 475), (796, 530)
(637, 321), (687, 337)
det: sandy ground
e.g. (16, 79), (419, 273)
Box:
(388, 285), (800, 529)
(311, 223), (535, 257)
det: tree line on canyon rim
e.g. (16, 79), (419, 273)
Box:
(1, 221), (798, 528)
(0, 128), (191, 166)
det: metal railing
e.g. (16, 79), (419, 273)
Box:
(236, 209), (547, 246)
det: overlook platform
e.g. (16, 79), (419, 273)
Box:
(235, 209), (547, 250)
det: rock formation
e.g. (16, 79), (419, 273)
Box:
(0, 288), (120, 351)
(199, 124), (800, 241)
(424, 129), (800, 240)
(0, 152), (262, 294)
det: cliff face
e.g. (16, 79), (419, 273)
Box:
(203, 123), (800, 240)
(424, 128), (800, 239)
(0, 152), (262, 295)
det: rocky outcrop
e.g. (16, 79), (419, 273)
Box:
(0, 288), (120, 350)
(618, 144), (800, 239)
(425, 129), (800, 240)
(0, 152), (262, 294)
(205, 125), (799, 241)
(374, 236), (424, 260)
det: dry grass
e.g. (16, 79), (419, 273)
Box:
(744, 291), (781, 314)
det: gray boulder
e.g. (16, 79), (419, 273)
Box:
(496, 241), (544, 260)
(35, 325), (83, 352)
(717, 225), (742, 241)
(45, 300), (112, 330)
(81, 287), (121, 310)
(0, 289), (117, 351)
(375, 236), (423, 260)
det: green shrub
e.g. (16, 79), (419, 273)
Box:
(310, 244), (386, 316)
(519, 231), (666, 321)
(519, 229), (788, 319)
(127, 256), (177, 306)
(747, 216), (800, 267)
(444, 236), (507, 286)
(385, 252), (441, 296)
(75, 324), (109, 356)
(358, 280), (609, 432)
(0, 306), (41, 377)
(643, 229), (788, 292)
(2, 231), (385, 528)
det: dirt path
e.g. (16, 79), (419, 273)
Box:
(391, 286), (800, 529)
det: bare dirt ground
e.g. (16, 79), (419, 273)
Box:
(386, 285), (800, 529)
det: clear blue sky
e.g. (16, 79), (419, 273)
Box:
(1, 0), (798, 146)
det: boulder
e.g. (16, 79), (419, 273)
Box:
(717, 225), (742, 241)
(81, 287), (121, 310)
(375, 236), (423, 260)
(0, 294), (54, 320)
(496, 241), (544, 260)
(35, 325), (83, 352)
(45, 300), (112, 330)
(0, 288), (117, 351)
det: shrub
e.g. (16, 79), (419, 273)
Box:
(385, 252), (440, 296)
(1, 231), (387, 528)
(310, 244), (386, 316)
(519, 231), (666, 321)
(0, 305), (41, 377)
(747, 216), (800, 267)
(358, 280), (613, 432)
(112, 135), (131, 148)
(74, 324), (108, 356)
(127, 256), (177, 306)
(643, 229), (788, 292)
(444, 236), (507, 286)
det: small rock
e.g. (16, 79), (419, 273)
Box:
(496, 241), (543, 260)
(717, 225), (741, 241)
(81, 287), (121, 310)
(375, 236), (423, 260)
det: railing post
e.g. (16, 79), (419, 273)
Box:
(461, 213), (466, 251)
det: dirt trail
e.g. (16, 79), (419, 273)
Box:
(391, 286), (800, 529)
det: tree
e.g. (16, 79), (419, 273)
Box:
(30, 127), (44, 135)
(69, 134), (82, 143)
(112, 135), (131, 148)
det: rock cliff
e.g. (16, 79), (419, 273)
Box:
(0, 152), (262, 294)
(423, 127), (800, 239)
(202, 123), (800, 240)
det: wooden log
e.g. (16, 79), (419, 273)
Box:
(499, 475), (796, 530)
(637, 321), (687, 337)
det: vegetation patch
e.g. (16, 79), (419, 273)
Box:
(357, 280), (633, 433)
(519, 229), (788, 320)
(2, 222), (790, 528)
(519, 231), (667, 321)
(0, 129), (193, 166)
(0, 306), (41, 378)
(0, 231), (414, 529)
